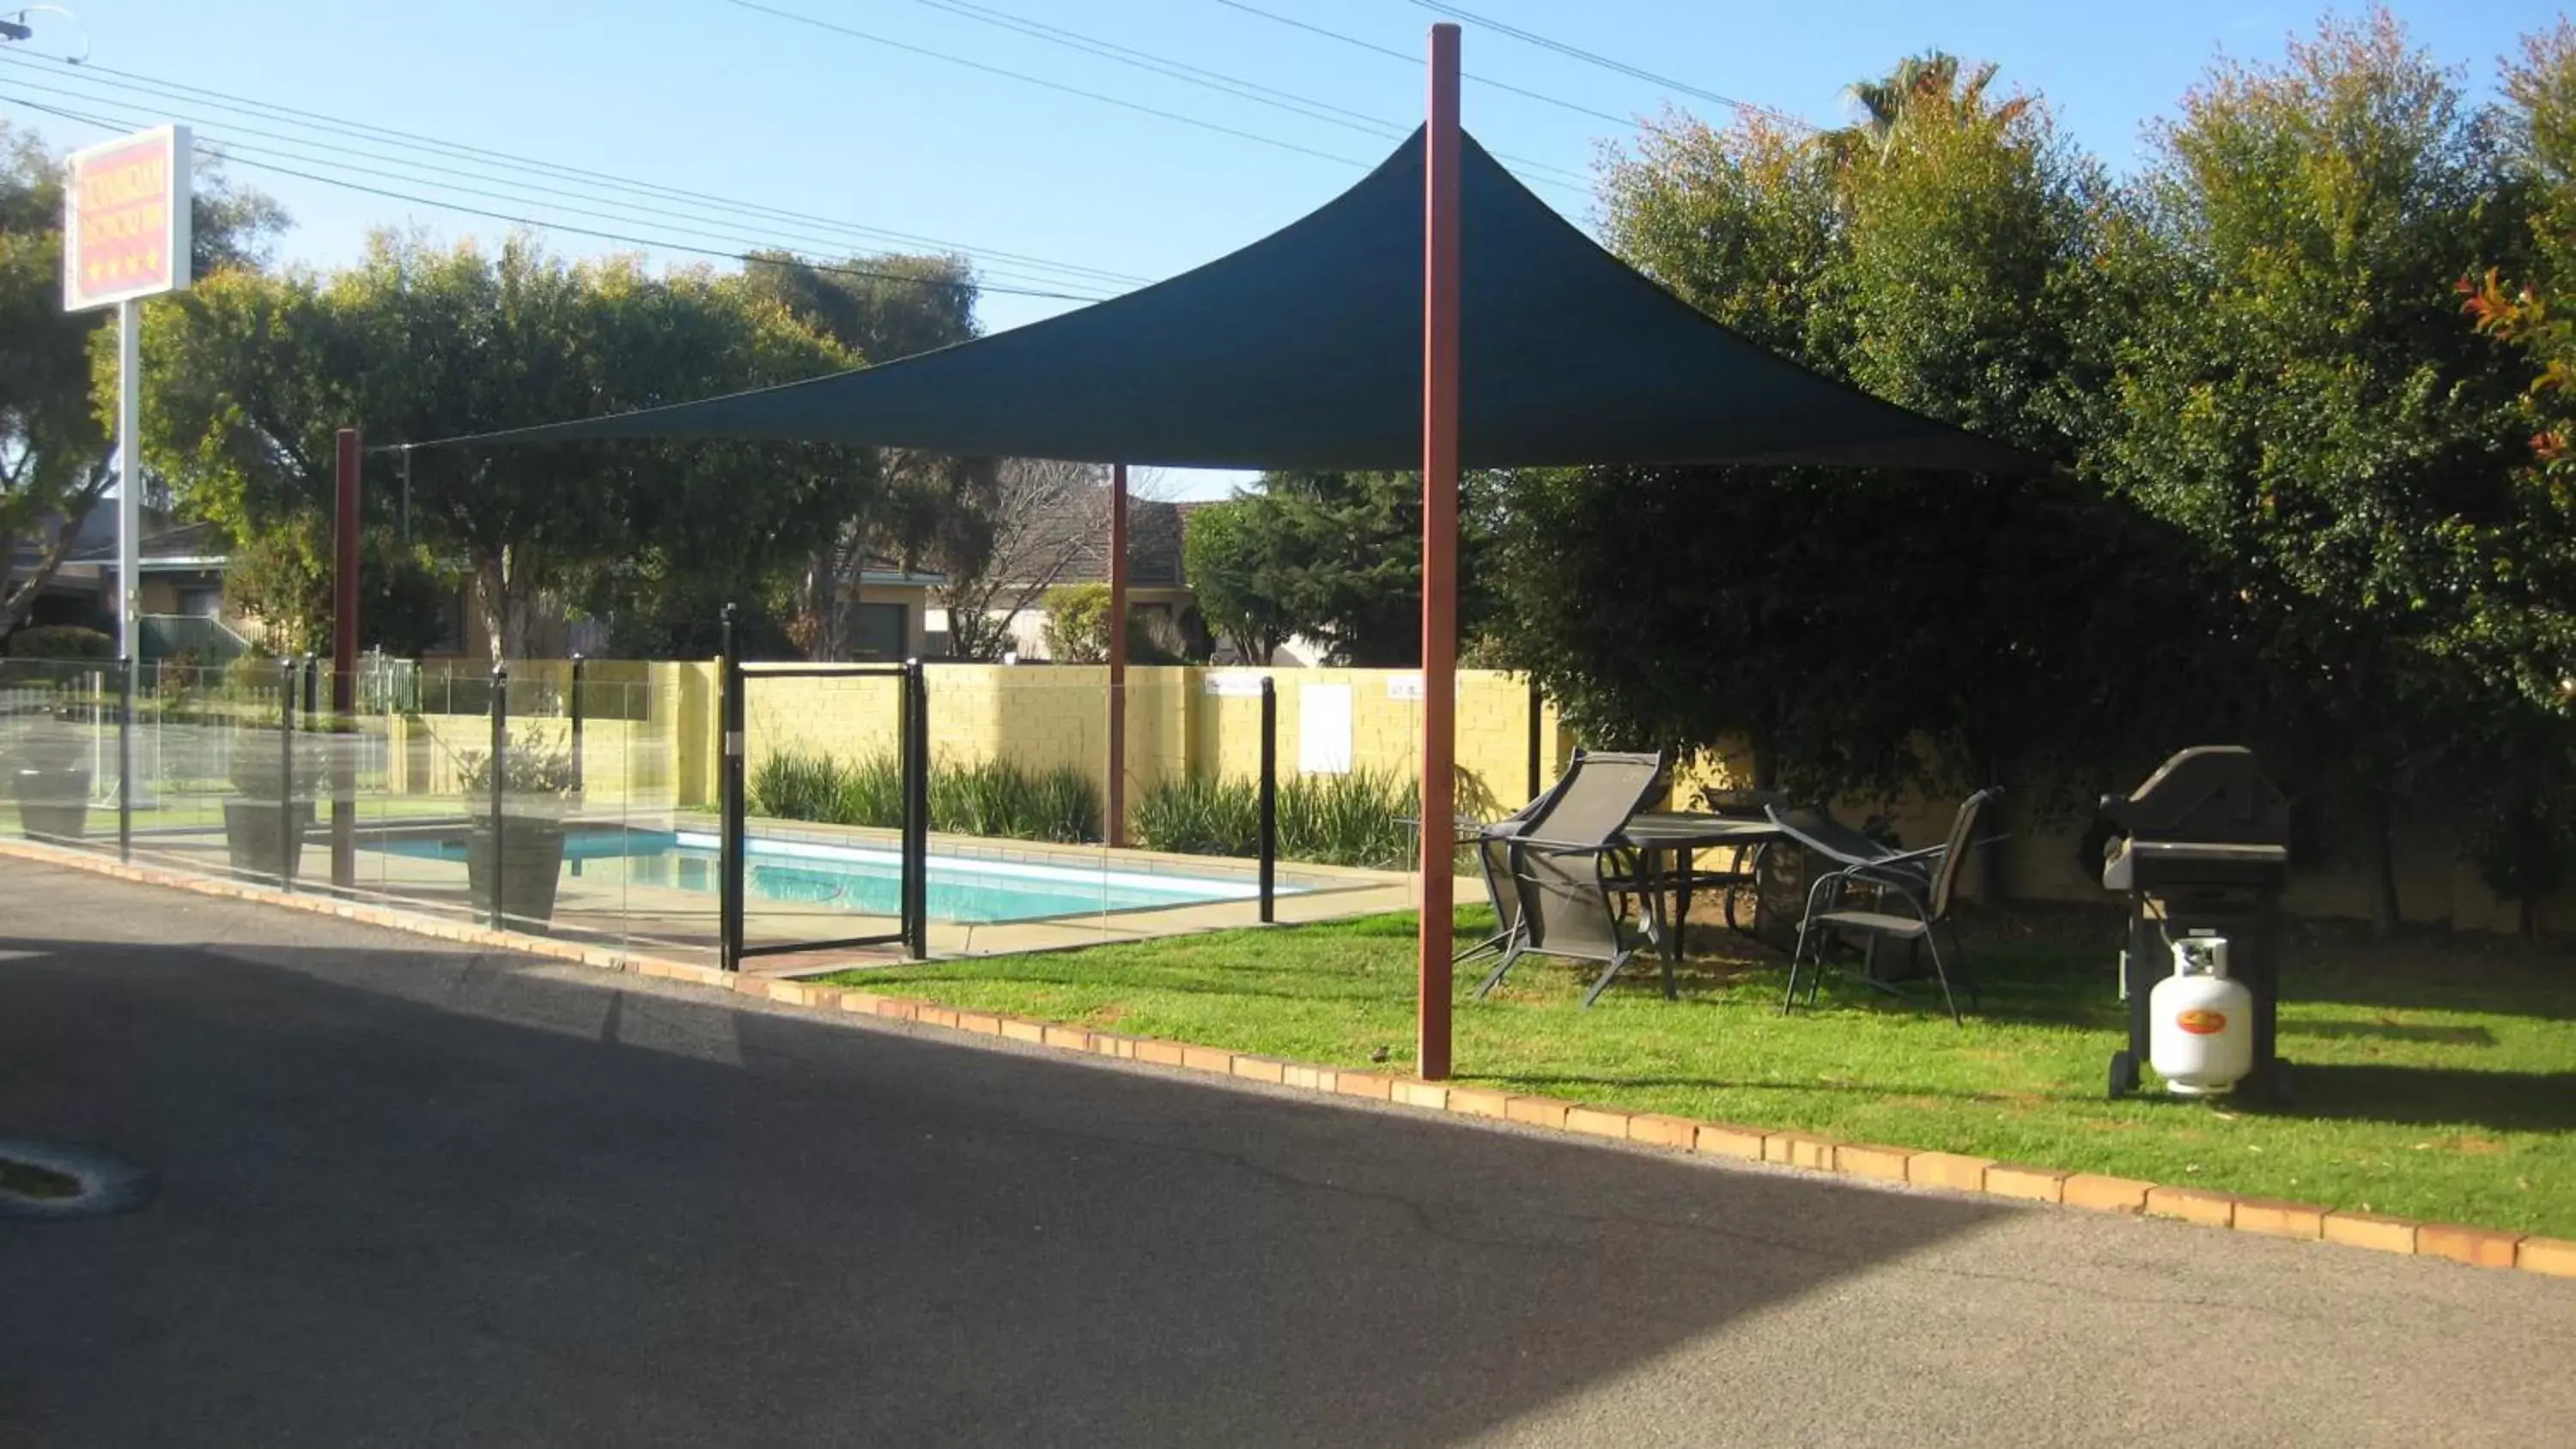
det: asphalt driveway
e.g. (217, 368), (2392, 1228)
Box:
(2, 864), (2569, 1446)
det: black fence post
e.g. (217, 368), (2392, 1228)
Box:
(488, 663), (507, 931)
(1526, 674), (1543, 805)
(568, 652), (586, 794)
(720, 605), (744, 973)
(279, 658), (298, 894)
(302, 654), (320, 724)
(115, 655), (132, 864)
(902, 659), (930, 960)
(1259, 675), (1277, 924)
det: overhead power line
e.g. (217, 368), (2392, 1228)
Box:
(723, 0), (1368, 170)
(723, 0), (1589, 198)
(1401, 0), (1815, 132)
(0, 51), (1152, 290)
(0, 70), (1120, 298)
(1211, 0), (1641, 130)
(0, 89), (1123, 303)
(899, 0), (1591, 188)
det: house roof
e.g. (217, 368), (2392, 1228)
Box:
(422, 129), (2041, 476)
(65, 519), (229, 569)
(1006, 493), (1192, 590)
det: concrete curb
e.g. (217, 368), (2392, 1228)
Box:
(8, 834), (2567, 1284)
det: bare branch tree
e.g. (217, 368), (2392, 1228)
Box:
(929, 458), (1106, 661)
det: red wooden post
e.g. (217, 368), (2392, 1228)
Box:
(331, 426), (361, 888)
(1418, 22), (1462, 1081)
(1107, 461), (1130, 847)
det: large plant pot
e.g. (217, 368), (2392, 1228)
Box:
(466, 815), (569, 927)
(224, 797), (315, 881)
(11, 766), (93, 843)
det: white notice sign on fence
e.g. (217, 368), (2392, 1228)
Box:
(1297, 684), (1353, 774)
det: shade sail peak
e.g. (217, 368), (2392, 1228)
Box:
(424, 129), (2044, 476)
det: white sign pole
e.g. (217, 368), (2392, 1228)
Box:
(117, 296), (141, 684)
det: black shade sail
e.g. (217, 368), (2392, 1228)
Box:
(434, 130), (2042, 475)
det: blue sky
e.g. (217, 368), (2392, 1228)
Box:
(2, 0), (2561, 495)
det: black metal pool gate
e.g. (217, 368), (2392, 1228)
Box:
(718, 604), (928, 971)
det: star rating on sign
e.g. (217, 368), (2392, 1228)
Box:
(81, 250), (166, 288)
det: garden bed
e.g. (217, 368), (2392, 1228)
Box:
(821, 905), (2576, 1238)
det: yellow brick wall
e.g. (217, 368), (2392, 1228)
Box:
(726, 664), (1564, 819)
(399, 656), (2566, 933)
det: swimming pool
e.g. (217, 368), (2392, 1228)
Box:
(373, 828), (1284, 925)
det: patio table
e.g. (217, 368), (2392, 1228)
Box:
(1418, 808), (1786, 1003)
(1604, 811), (1787, 1002)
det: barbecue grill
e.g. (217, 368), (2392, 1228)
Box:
(2099, 747), (2293, 1100)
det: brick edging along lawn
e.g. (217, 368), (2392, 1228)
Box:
(3, 835), (2568, 1284)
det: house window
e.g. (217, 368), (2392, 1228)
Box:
(853, 602), (908, 659)
(176, 585), (224, 620)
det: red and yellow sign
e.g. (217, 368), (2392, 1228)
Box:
(64, 124), (191, 312)
(2176, 1008), (2229, 1036)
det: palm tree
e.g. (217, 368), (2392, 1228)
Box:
(1834, 52), (2028, 163)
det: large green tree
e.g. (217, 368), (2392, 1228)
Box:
(2089, 10), (2531, 929)
(1486, 54), (2189, 828)
(1184, 470), (1498, 668)
(741, 251), (984, 658)
(2446, 21), (2576, 925)
(0, 122), (283, 638)
(137, 233), (861, 658)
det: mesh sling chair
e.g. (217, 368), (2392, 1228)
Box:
(1692, 786), (1791, 932)
(1454, 768), (1580, 968)
(1471, 750), (1668, 1008)
(1767, 788), (2002, 1027)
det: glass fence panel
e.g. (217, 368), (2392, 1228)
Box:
(6, 653), (1528, 981)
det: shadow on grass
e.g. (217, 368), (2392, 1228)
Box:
(1487, 1070), (2082, 1106)
(2283, 1020), (2498, 1046)
(2258, 1063), (2576, 1132)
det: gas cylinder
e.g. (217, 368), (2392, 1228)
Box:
(2148, 934), (2253, 1096)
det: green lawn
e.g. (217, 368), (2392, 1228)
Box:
(824, 909), (2576, 1238)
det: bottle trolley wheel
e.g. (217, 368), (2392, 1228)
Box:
(2108, 1049), (2141, 1100)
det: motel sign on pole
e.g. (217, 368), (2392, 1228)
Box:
(62, 124), (192, 682)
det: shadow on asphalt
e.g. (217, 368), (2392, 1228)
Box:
(0, 929), (2011, 1446)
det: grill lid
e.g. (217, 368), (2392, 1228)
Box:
(2099, 746), (2290, 847)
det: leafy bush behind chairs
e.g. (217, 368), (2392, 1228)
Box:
(750, 749), (1102, 844)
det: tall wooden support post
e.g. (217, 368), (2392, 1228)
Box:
(1416, 21), (1463, 1081)
(719, 604), (744, 973)
(1106, 461), (1130, 847)
(331, 427), (361, 890)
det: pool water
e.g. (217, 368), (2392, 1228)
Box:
(372, 828), (1277, 925)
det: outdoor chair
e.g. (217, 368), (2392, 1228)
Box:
(1767, 788), (2002, 1026)
(1472, 750), (1668, 1007)
(1691, 785), (1791, 932)
(1454, 769), (1579, 968)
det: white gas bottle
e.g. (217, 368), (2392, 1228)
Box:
(2148, 935), (2253, 1096)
